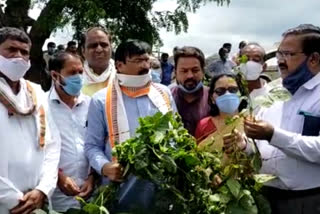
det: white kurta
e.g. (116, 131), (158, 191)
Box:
(0, 79), (61, 214)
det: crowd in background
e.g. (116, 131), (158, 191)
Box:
(1, 23), (320, 214)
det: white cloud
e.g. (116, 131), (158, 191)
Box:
(157, 0), (320, 56)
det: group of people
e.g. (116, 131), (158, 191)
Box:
(1, 23), (320, 214)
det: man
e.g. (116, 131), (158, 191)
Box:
(243, 24), (320, 214)
(57, 44), (65, 53)
(81, 27), (116, 96)
(160, 52), (174, 86)
(48, 52), (95, 212)
(171, 46), (210, 136)
(65, 41), (77, 55)
(43, 42), (56, 71)
(240, 42), (268, 98)
(208, 47), (236, 77)
(0, 27), (60, 214)
(239, 42), (290, 112)
(85, 40), (176, 213)
(223, 42), (232, 55)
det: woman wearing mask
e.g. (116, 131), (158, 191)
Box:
(195, 74), (248, 153)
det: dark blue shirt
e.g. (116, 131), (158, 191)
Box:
(161, 62), (174, 86)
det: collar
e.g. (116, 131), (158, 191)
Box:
(49, 86), (85, 106)
(303, 72), (320, 90)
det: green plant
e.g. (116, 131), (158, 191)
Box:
(76, 112), (274, 214)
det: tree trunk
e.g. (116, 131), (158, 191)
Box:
(25, 0), (65, 90)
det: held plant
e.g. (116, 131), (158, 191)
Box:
(76, 112), (274, 214)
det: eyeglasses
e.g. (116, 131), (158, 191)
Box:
(276, 50), (305, 60)
(127, 58), (150, 64)
(214, 86), (239, 96)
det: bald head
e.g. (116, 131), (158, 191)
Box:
(242, 42), (266, 63)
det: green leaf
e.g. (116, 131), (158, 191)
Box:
(239, 192), (258, 214)
(253, 174), (276, 184)
(83, 203), (101, 214)
(152, 131), (165, 144)
(252, 150), (262, 172)
(227, 178), (241, 199)
(162, 155), (177, 174)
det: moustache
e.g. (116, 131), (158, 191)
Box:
(138, 69), (149, 75)
(278, 63), (288, 69)
(184, 79), (197, 85)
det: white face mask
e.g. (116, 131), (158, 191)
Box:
(240, 61), (263, 81)
(117, 71), (152, 87)
(0, 55), (31, 81)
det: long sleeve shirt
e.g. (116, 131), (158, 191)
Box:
(47, 87), (91, 212)
(254, 72), (320, 190)
(0, 81), (61, 214)
(85, 83), (176, 212)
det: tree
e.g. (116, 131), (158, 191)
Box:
(0, 0), (230, 87)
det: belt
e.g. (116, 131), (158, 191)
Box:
(262, 186), (320, 200)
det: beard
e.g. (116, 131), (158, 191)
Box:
(182, 79), (198, 90)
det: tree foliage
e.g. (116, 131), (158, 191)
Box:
(0, 0), (230, 84)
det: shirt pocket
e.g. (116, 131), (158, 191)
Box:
(302, 115), (320, 136)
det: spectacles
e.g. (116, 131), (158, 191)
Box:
(214, 86), (239, 96)
(276, 50), (305, 60)
(127, 58), (150, 64)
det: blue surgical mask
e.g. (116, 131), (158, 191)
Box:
(216, 93), (240, 114)
(178, 81), (203, 94)
(59, 74), (83, 96)
(282, 59), (314, 95)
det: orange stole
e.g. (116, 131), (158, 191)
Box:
(105, 83), (171, 150)
(26, 81), (46, 149)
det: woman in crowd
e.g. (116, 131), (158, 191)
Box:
(195, 73), (248, 153)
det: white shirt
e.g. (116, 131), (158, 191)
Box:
(48, 87), (91, 212)
(0, 80), (61, 214)
(255, 72), (320, 190)
(250, 79), (268, 100)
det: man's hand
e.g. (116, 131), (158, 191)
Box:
(57, 173), (81, 196)
(10, 189), (45, 214)
(223, 129), (246, 154)
(77, 175), (95, 200)
(102, 162), (123, 182)
(244, 117), (274, 141)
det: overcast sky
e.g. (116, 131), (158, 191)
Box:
(29, 0), (320, 56)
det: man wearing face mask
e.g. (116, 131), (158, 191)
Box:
(171, 46), (210, 136)
(240, 24), (320, 214)
(81, 27), (116, 96)
(240, 42), (268, 97)
(240, 42), (290, 112)
(85, 39), (176, 213)
(0, 27), (61, 214)
(47, 52), (95, 212)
